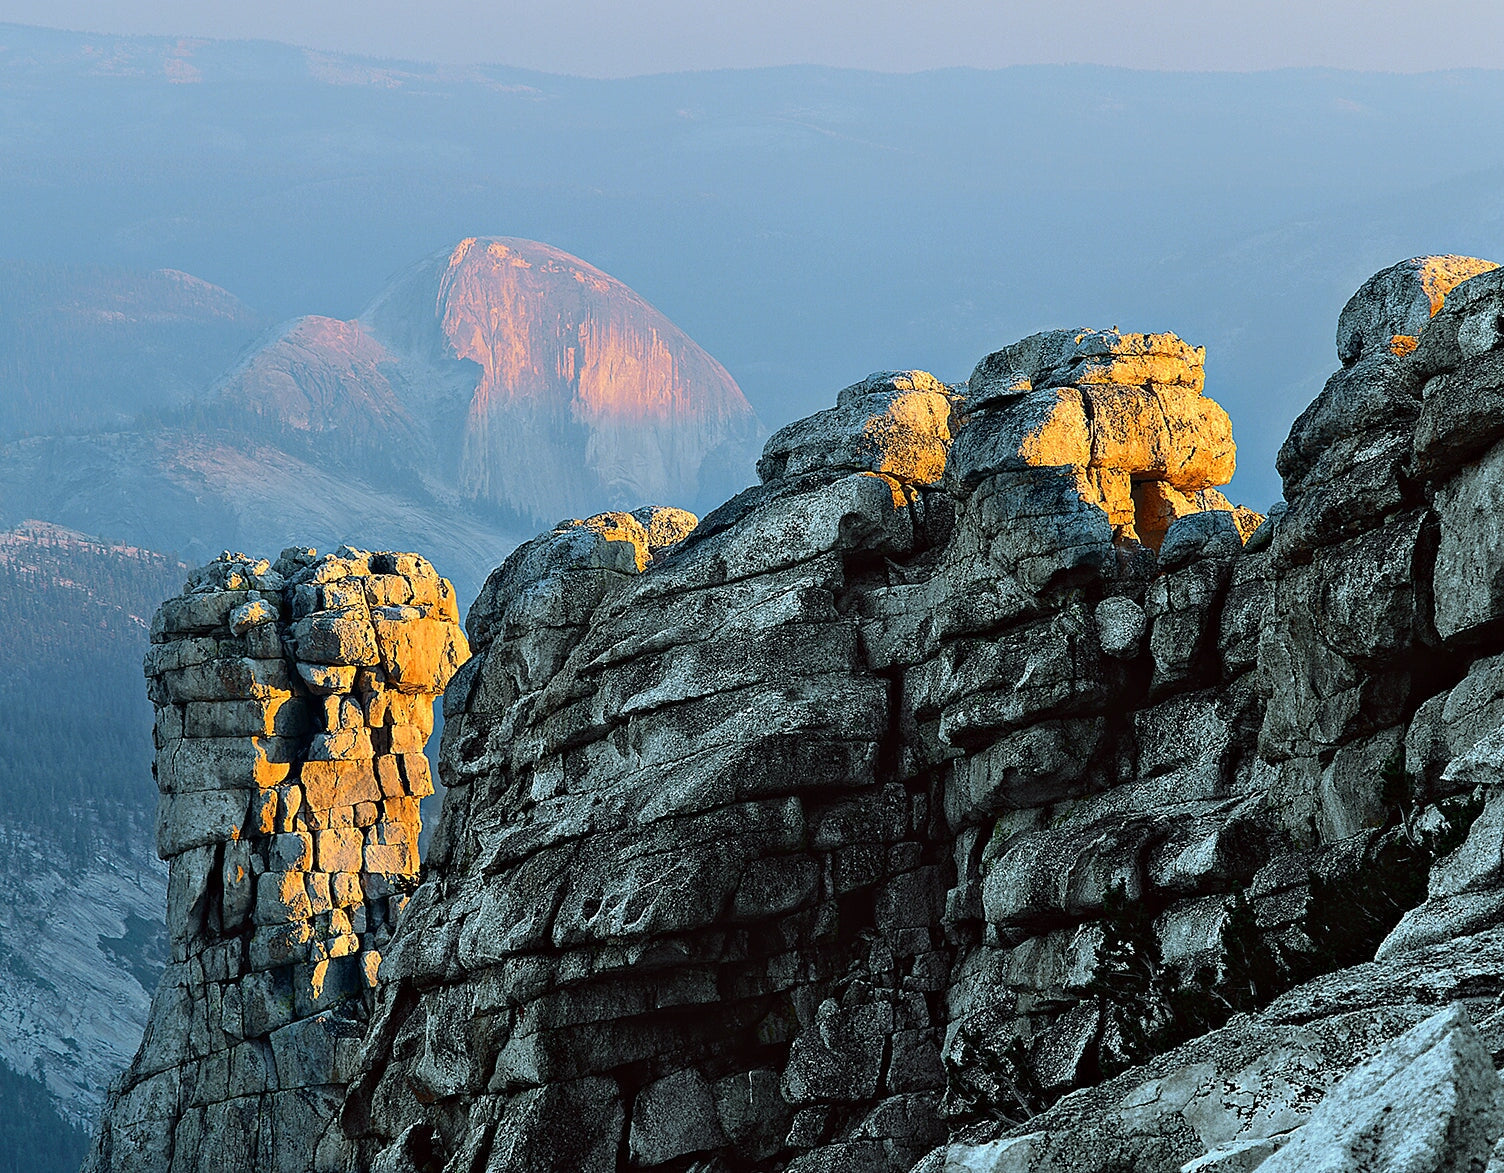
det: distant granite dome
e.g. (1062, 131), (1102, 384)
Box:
(0, 238), (764, 603)
(338, 235), (759, 524)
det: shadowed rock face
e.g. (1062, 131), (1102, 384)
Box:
(324, 342), (1263, 1173)
(89, 257), (1504, 1173)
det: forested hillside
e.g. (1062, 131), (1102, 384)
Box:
(0, 522), (184, 1172)
(0, 521), (185, 852)
(0, 261), (264, 439)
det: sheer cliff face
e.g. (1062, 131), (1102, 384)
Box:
(94, 257), (1504, 1173)
(431, 238), (759, 524)
(219, 237), (761, 530)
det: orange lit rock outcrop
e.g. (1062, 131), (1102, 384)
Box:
(958, 329), (1251, 548)
(84, 547), (467, 1171)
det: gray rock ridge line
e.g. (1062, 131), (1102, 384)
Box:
(88, 256), (1504, 1173)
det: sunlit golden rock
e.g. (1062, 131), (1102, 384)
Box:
(631, 504), (699, 556)
(961, 328), (1245, 549)
(758, 371), (955, 485)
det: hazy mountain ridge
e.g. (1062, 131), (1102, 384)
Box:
(8, 23), (1504, 507)
(0, 260), (263, 439)
(0, 431), (517, 601)
(211, 314), (431, 460)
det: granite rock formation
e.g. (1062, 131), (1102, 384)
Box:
(90, 256), (1504, 1173)
(225, 236), (764, 527)
(84, 548), (468, 1171)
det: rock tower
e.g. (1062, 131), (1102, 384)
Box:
(84, 547), (467, 1170)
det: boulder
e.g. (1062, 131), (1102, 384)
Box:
(1096, 595), (1148, 658)
(957, 328), (1242, 549)
(630, 1069), (727, 1165)
(1335, 255), (1497, 366)
(1407, 654), (1504, 795)
(944, 387), (1091, 489)
(968, 329), (1205, 403)
(1412, 265), (1504, 379)
(1158, 510), (1245, 572)
(760, 376), (954, 485)
(782, 1000), (892, 1105)
(629, 504), (699, 555)
(1414, 349), (1504, 480)
(1254, 1004), (1503, 1173)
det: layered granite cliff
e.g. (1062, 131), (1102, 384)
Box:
(89, 256), (1504, 1172)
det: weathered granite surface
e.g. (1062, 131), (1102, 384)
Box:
(90, 256), (1504, 1173)
(84, 548), (468, 1172)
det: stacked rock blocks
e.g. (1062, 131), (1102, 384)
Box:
(89, 546), (468, 1173)
(952, 330), (1253, 547)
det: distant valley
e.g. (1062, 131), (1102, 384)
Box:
(0, 523), (181, 1171)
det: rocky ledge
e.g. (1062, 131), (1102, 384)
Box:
(88, 256), (1504, 1173)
